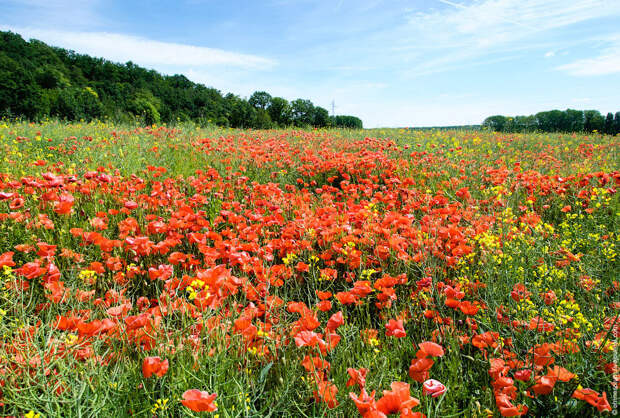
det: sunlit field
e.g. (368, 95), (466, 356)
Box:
(0, 120), (617, 417)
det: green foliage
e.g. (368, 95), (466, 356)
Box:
(128, 98), (161, 125)
(290, 98), (315, 126)
(584, 110), (605, 133)
(0, 30), (363, 129)
(604, 112), (614, 135)
(268, 97), (292, 127)
(127, 89), (161, 125)
(481, 115), (507, 132)
(312, 106), (330, 127)
(51, 87), (104, 121)
(253, 108), (273, 129)
(249, 91), (272, 110)
(331, 115), (363, 129)
(484, 108), (618, 133)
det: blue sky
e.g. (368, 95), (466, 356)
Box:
(2, 0), (619, 127)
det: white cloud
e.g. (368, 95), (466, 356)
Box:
(392, 0), (620, 76)
(545, 51), (555, 57)
(557, 43), (620, 76)
(0, 26), (277, 70)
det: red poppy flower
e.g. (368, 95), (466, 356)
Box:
(142, 356), (169, 378)
(514, 369), (532, 382)
(376, 382), (419, 415)
(326, 311), (344, 332)
(409, 357), (434, 382)
(416, 341), (445, 358)
(313, 380), (339, 409)
(458, 301), (480, 315)
(385, 319), (406, 338)
(349, 388), (377, 416)
(181, 389), (218, 412)
(0, 252), (15, 268)
(422, 379), (447, 398)
(572, 388), (611, 413)
(346, 367), (368, 388)
(294, 330), (323, 348)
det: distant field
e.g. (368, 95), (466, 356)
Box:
(0, 120), (618, 417)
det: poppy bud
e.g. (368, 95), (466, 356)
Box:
(422, 379), (447, 398)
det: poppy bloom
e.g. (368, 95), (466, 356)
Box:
(313, 380), (339, 408)
(124, 200), (138, 210)
(294, 330), (323, 348)
(458, 301), (480, 315)
(385, 319), (406, 338)
(346, 367), (368, 388)
(416, 342), (445, 358)
(423, 379), (447, 398)
(326, 311), (344, 332)
(408, 357), (434, 383)
(530, 374), (557, 396)
(181, 389), (218, 412)
(0, 252), (15, 268)
(572, 388), (611, 413)
(514, 369), (532, 382)
(142, 356), (169, 378)
(349, 388), (377, 416)
(317, 300), (332, 312)
(376, 381), (420, 415)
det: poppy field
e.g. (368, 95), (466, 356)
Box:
(0, 120), (618, 417)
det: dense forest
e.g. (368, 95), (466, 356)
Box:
(0, 31), (363, 128)
(483, 109), (620, 134)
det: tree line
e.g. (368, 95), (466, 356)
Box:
(0, 31), (363, 129)
(483, 109), (620, 134)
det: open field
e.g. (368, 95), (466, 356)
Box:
(0, 121), (618, 417)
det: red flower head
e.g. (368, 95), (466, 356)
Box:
(142, 356), (169, 378)
(385, 319), (406, 338)
(376, 382), (420, 415)
(181, 389), (218, 412)
(422, 379), (447, 398)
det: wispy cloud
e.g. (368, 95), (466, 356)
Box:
(391, 0), (620, 76)
(1, 26), (277, 70)
(557, 37), (620, 76)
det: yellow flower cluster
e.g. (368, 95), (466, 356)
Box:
(150, 398), (169, 415)
(186, 279), (209, 301)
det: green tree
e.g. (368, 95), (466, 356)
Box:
(331, 115), (363, 128)
(584, 110), (604, 133)
(51, 87), (103, 121)
(35, 65), (71, 89)
(249, 91), (272, 110)
(252, 109), (273, 129)
(225, 94), (256, 128)
(312, 106), (330, 127)
(290, 99), (314, 126)
(127, 89), (161, 125)
(268, 97), (291, 126)
(604, 112), (614, 135)
(565, 109), (584, 132)
(482, 115), (507, 132)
